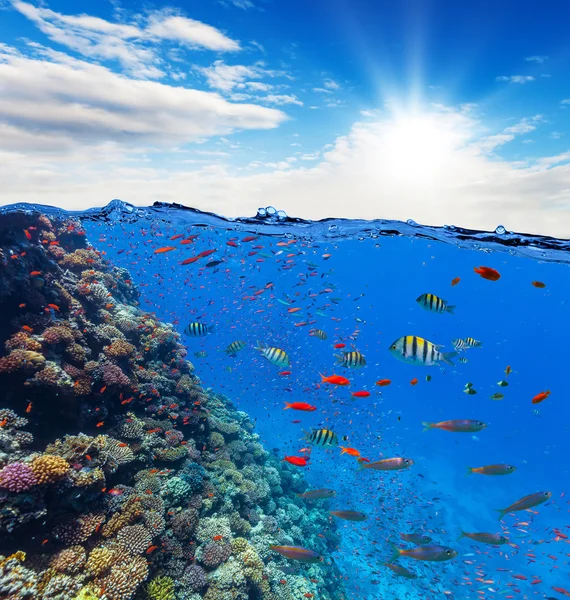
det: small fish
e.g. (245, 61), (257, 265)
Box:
(410, 378), (418, 386)
(416, 293), (455, 314)
(270, 545), (324, 563)
(205, 260), (223, 268)
(497, 380), (509, 387)
(532, 390), (550, 404)
(400, 533), (432, 545)
(390, 543), (457, 562)
(351, 391), (370, 398)
(422, 420), (486, 433)
(194, 351), (207, 358)
(96, 421), (104, 428)
(283, 456), (309, 467)
(453, 337), (482, 351)
(531, 281), (546, 288)
(107, 488), (123, 496)
(284, 402), (317, 412)
(459, 356), (469, 364)
(474, 266), (500, 281)
(198, 249), (216, 258)
(225, 340), (246, 356)
(505, 365), (512, 377)
(47, 304), (60, 311)
(279, 371), (292, 376)
(382, 562), (418, 579)
(497, 491), (552, 520)
(154, 246), (176, 254)
(309, 329), (327, 340)
(333, 343), (346, 349)
(146, 545), (158, 554)
(212, 535), (223, 541)
(336, 350), (366, 369)
(389, 336), (456, 367)
(375, 379), (391, 386)
(296, 489), (336, 500)
(329, 510), (367, 521)
(451, 277), (460, 286)
(463, 385), (477, 395)
(25, 401), (33, 413)
(185, 322), (213, 337)
(180, 256), (200, 265)
(490, 393), (504, 400)
(425, 375), (431, 382)
(457, 532), (509, 545)
(359, 457), (413, 471)
(339, 446), (360, 457)
(255, 342), (290, 367)
(320, 373), (350, 386)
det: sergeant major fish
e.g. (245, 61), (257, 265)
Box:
(185, 322), (214, 337)
(304, 428), (338, 448)
(336, 350), (366, 369)
(255, 342), (290, 367)
(225, 340), (246, 357)
(416, 293), (455, 314)
(389, 336), (456, 367)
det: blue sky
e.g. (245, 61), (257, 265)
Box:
(1, 0), (570, 235)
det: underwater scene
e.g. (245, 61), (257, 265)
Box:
(0, 199), (568, 600)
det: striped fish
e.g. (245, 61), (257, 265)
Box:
(255, 342), (290, 367)
(305, 428), (338, 447)
(416, 293), (455, 314)
(194, 351), (207, 358)
(464, 337), (482, 347)
(184, 322), (213, 337)
(459, 356), (469, 364)
(225, 340), (246, 356)
(389, 336), (456, 367)
(336, 351), (366, 369)
(453, 337), (482, 351)
(309, 329), (327, 340)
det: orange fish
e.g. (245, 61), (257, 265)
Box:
(531, 390), (550, 404)
(320, 373), (350, 386)
(99, 386), (107, 394)
(22, 325), (33, 333)
(25, 402), (32, 413)
(169, 234), (184, 240)
(284, 402), (317, 412)
(531, 281), (546, 288)
(24, 229), (32, 240)
(154, 246), (176, 254)
(451, 277), (460, 286)
(96, 421), (104, 428)
(213, 535), (223, 541)
(18, 303), (26, 308)
(351, 391), (370, 398)
(146, 545), (158, 554)
(410, 378), (418, 386)
(375, 379), (391, 387)
(47, 304), (59, 311)
(474, 266), (501, 281)
(30, 271), (42, 276)
(340, 446), (360, 457)
(147, 428), (161, 433)
(198, 249), (216, 258)
(288, 307), (302, 313)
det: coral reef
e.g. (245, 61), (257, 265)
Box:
(0, 211), (345, 600)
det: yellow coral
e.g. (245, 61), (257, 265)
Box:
(31, 454), (70, 484)
(85, 546), (117, 577)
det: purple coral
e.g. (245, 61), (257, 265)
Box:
(101, 363), (131, 387)
(0, 462), (38, 492)
(182, 564), (207, 592)
(200, 542), (232, 569)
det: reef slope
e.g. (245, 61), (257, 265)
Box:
(0, 212), (345, 600)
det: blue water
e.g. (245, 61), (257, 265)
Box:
(3, 199), (570, 599)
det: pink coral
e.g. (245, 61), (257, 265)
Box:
(0, 462), (38, 492)
(102, 363), (131, 387)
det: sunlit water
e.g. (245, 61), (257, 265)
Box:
(1, 199), (569, 600)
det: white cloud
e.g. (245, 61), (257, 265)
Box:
(4, 104), (570, 237)
(495, 75), (535, 84)
(196, 60), (290, 93)
(561, 99), (570, 106)
(324, 78), (340, 90)
(261, 94), (303, 106)
(313, 87), (333, 94)
(11, 1), (240, 78)
(525, 55), (548, 63)
(0, 46), (286, 146)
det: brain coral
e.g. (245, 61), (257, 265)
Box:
(0, 462), (37, 492)
(31, 454), (70, 484)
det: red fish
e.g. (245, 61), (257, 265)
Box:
(146, 545), (158, 554)
(291, 420), (301, 424)
(107, 488), (123, 496)
(284, 402), (317, 412)
(154, 246), (176, 254)
(180, 256), (200, 265)
(531, 390), (550, 404)
(198, 249), (216, 258)
(227, 240), (238, 247)
(410, 378), (418, 386)
(451, 277), (460, 286)
(25, 402), (32, 413)
(531, 280), (546, 288)
(213, 535), (223, 541)
(351, 391), (370, 398)
(169, 234), (184, 240)
(47, 304), (60, 311)
(334, 343), (346, 349)
(474, 266), (500, 281)
(283, 456), (309, 467)
(242, 236), (258, 242)
(320, 373), (350, 386)
(24, 229), (32, 240)
(30, 271), (42, 276)
(280, 371), (292, 376)
(376, 379), (391, 386)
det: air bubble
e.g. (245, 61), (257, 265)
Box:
(407, 219), (418, 226)
(266, 206), (277, 216)
(276, 210), (288, 220)
(257, 208), (267, 218)
(495, 225), (506, 235)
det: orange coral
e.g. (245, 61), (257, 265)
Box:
(31, 454), (70, 484)
(104, 340), (136, 359)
